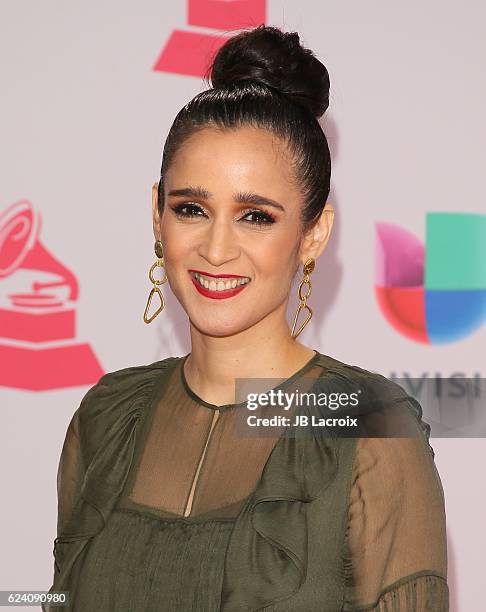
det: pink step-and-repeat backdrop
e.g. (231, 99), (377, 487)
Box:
(1, 1), (485, 610)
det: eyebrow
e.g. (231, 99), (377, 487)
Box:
(167, 186), (285, 212)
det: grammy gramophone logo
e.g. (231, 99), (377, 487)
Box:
(153, 0), (266, 78)
(0, 200), (104, 391)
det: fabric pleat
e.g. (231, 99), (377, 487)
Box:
(75, 510), (234, 612)
(44, 351), (449, 612)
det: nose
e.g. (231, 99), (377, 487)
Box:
(198, 217), (241, 266)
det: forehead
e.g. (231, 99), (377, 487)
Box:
(164, 125), (298, 199)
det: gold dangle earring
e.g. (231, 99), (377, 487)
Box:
(143, 240), (168, 324)
(291, 258), (315, 339)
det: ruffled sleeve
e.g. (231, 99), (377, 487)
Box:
(44, 360), (174, 611)
(342, 398), (449, 611)
(51, 377), (108, 579)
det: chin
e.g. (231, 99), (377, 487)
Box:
(188, 313), (253, 338)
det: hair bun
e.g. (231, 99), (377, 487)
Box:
(210, 25), (330, 119)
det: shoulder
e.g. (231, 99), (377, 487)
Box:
(74, 356), (180, 457)
(315, 356), (444, 499)
(314, 351), (433, 452)
(95, 355), (180, 387)
(77, 356), (179, 410)
(314, 351), (409, 403)
(339, 357), (447, 549)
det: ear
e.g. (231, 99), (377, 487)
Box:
(299, 202), (335, 264)
(152, 181), (162, 241)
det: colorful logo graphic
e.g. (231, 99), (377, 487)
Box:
(375, 212), (486, 344)
(153, 0), (266, 77)
(0, 200), (104, 390)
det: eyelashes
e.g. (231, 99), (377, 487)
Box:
(170, 202), (277, 226)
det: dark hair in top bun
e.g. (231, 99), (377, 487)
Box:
(158, 24), (331, 234)
(210, 25), (330, 119)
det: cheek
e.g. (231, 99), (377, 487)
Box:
(253, 252), (297, 297)
(254, 231), (299, 277)
(154, 241), (183, 291)
(159, 227), (192, 264)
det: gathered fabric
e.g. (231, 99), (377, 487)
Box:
(44, 351), (448, 611)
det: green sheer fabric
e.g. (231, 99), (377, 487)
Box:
(44, 351), (449, 611)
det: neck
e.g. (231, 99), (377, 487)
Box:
(183, 317), (316, 407)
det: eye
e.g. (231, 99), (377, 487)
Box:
(242, 209), (276, 226)
(171, 202), (205, 218)
(171, 203), (276, 226)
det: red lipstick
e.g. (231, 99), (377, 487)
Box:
(188, 271), (250, 300)
(188, 269), (249, 279)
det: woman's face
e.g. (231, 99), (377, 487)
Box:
(152, 125), (332, 338)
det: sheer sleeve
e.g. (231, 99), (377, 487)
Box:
(56, 407), (85, 537)
(342, 408), (449, 610)
(49, 404), (86, 584)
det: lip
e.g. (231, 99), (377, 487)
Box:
(188, 269), (250, 279)
(189, 271), (250, 300)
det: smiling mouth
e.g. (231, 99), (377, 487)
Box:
(189, 271), (251, 292)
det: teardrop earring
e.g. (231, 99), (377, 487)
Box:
(143, 240), (168, 324)
(291, 258), (315, 338)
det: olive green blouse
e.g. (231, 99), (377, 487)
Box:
(44, 350), (449, 611)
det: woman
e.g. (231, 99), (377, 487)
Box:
(45, 25), (448, 611)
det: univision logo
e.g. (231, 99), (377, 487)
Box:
(375, 212), (486, 344)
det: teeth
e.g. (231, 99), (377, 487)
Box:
(192, 272), (250, 292)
